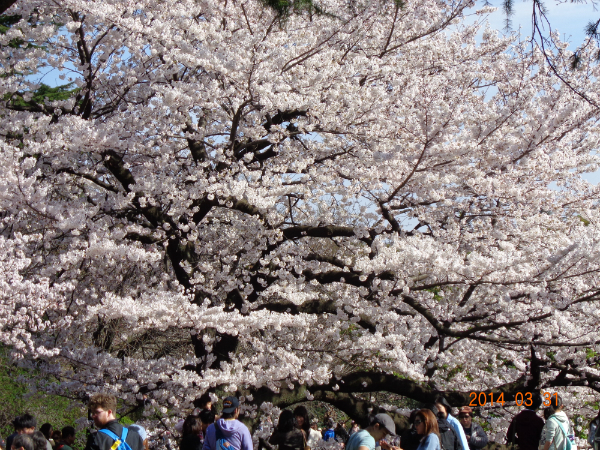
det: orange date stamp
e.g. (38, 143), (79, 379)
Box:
(468, 391), (558, 407)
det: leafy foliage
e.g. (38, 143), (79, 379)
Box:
(0, 347), (86, 449)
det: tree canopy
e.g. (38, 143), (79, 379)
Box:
(2, 0), (600, 438)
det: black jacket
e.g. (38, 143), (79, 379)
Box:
(400, 428), (421, 450)
(438, 418), (460, 450)
(84, 420), (143, 450)
(180, 434), (203, 450)
(268, 429), (304, 450)
(506, 409), (544, 450)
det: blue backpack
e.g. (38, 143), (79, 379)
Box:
(99, 427), (134, 450)
(214, 423), (234, 450)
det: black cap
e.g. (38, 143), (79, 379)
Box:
(222, 396), (239, 414)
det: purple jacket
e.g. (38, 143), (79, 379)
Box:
(202, 419), (253, 450)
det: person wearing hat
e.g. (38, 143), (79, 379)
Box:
(434, 397), (468, 450)
(202, 397), (252, 450)
(346, 414), (398, 450)
(457, 407), (487, 450)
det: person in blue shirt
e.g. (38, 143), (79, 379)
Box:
(323, 419), (337, 442)
(346, 414), (397, 450)
(434, 397), (468, 450)
(414, 410), (441, 450)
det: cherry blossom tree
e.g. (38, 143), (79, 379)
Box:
(2, 0), (600, 438)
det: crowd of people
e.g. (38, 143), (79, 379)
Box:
(0, 414), (78, 450)
(2, 392), (600, 450)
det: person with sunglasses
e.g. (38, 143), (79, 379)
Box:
(426, 405), (459, 450)
(434, 398), (468, 450)
(413, 410), (441, 450)
(400, 411), (422, 450)
(457, 407), (487, 450)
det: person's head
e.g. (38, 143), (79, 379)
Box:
(31, 431), (47, 450)
(415, 409), (439, 438)
(527, 393), (543, 411)
(366, 414), (396, 442)
(51, 431), (62, 442)
(326, 418), (335, 430)
(549, 393), (563, 412)
(458, 406), (472, 428)
(14, 414), (37, 434)
(12, 434), (35, 450)
(129, 425), (148, 450)
(199, 409), (216, 433)
(293, 405), (310, 432)
(61, 427), (75, 446)
(408, 410), (419, 429)
(276, 410), (296, 433)
(40, 424), (52, 440)
(221, 396), (240, 419)
(310, 419), (318, 430)
(182, 415), (202, 437)
(433, 397), (453, 419)
(543, 406), (554, 420)
(197, 393), (212, 411)
(89, 393), (118, 428)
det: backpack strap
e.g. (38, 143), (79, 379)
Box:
(214, 423), (231, 449)
(549, 417), (572, 450)
(99, 429), (120, 441)
(99, 428), (128, 450)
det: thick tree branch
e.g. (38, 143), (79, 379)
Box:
(0, 0), (17, 14)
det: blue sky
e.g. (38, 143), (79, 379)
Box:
(476, 0), (596, 46)
(36, 1), (600, 182)
(469, 0), (600, 184)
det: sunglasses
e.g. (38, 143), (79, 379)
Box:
(413, 419), (423, 425)
(459, 415), (471, 418)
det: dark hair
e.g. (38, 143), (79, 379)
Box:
(529, 393), (543, 410)
(61, 427), (75, 439)
(221, 411), (236, 419)
(198, 393), (212, 407)
(182, 415), (202, 437)
(433, 397), (453, 417)
(13, 434), (35, 450)
(416, 409), (440, 439)
(40, 424), (52, 440)
(549, 394), (563, 411)
(409, 410), (419, 425)
(425, 404), (442, 419)
(14, 414), (37, 431)
(293, 405), (311, 434)
(276, 410), (296, 433)
(199, 409), (215, 425)
(31, 431), (47, 450)
(543, 407), (554, 420)
(51, 431), (62, 441)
